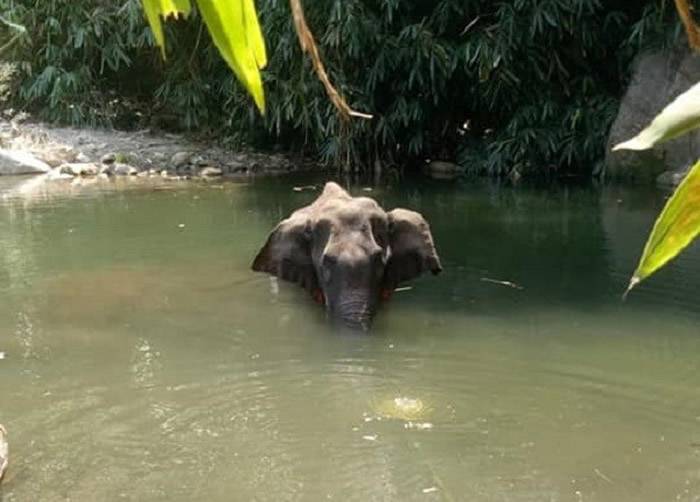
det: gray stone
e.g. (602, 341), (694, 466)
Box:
(100, 152), (116, 164)
(199, 166), (223, 177)
(606, 49), (700, 182)
(0, 148), (51, 175)
(192, 155), (209, 166)
(59, 162), (99, 176)
(113, 163), (138, 176)
(170, 151), (191, 168)
(46, 167), (74, 180)
(656, 169), (688, 186)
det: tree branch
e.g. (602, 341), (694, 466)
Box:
(288, 0), (373, 121)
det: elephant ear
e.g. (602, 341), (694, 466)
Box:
(384, 208), (442, 289)
(251, 212), (319, 292)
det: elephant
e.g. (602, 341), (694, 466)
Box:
(252, 182), (442, 329)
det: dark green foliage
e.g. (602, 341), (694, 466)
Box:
(0, 0), (683, 176)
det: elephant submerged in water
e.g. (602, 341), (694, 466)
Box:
(252, 182), (442, 329)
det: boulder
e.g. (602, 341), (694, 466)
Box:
(0, 148), (51, 175)
(170, 151), (191, 168)
(606, 49), (700, 182)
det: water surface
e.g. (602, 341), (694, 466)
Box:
(0, 175), (699, 501)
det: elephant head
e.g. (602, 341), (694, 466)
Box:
(252, 182), (442, 330)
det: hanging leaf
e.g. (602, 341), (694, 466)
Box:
(141, 0), (267, 113)
(625, 159), (700, 297)
(196, 0), (267, 113)
(142, 0), (192, 58)
(613, 81), (700, 151)
(242, 0), (267, 68)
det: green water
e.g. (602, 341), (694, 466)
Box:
(0, 175), (699, 501)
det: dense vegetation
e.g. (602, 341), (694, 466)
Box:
(0, 0), (684, 175)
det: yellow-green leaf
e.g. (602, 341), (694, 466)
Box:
(625, 159), (700, 296)
(142, 0), (192, 58)
(196, 0), (267, 113)
(613, 81), (700, 151)
(242, 0), (267, 68)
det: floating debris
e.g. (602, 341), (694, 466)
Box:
(394, 286), (413, 293)
(593, 468), (612, 483)
(292, 185), (317, 192)
(0, 352), (4, 360)
(177, 223), (185, 228)
(422, 486), (438, 494)
(404, 421), (434, 431)
(480, 277), (524, 290)
(362, 434), (378, 441)
(0, 424), (7, 482)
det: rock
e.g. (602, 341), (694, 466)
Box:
(99, 164), (113, 176)
(192, 155), (209, 166)
(100, 152), (116, 164)
(199, 166), (223, 177)
(59, 162), (99, 176)
(656, 169), (688, 186)
(606, 48), (700, 181)
(41, 146), (77, 167)
(170, 151), (191, 168)
(113, 163), (138, 176)
(75, 152), (90, 163)
(0, 423), (7, 482)
(175, 163), (193, 174)
(47, 167), (74, 180)
(0, 148), (51, 175)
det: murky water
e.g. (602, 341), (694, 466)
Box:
(0, 175), (699, 501)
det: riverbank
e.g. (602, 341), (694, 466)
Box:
(0, 112), (309, 182)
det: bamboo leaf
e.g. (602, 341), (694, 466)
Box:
(196, 0), (266, 113)
(613, 81), (700, 151)
(141, 0), (266, 113)
(142, 0), (192, 58)
(242, 0), (267, 68)
(625, 159), (700, 296)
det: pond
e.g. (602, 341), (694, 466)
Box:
(0, 175), (699, 501)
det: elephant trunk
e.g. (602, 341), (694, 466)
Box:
(330, 293), (376, 331)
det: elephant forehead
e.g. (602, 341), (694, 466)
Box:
(321, 197), (384, 219)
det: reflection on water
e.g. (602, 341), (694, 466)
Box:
(0, 176), (699, 501)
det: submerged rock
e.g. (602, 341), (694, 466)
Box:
(425, 160), (461, 180)
(0, 148), (51, 175)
